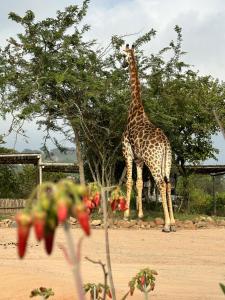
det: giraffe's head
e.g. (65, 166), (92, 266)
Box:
(122, 44), (134, 68)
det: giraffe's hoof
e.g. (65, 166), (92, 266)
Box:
(170, 225), (176, 232)
(123, 214), (130, 221)
(162, 225), (170, 233)
(138, 214), (144, 219)
(124, 211), (130, 220)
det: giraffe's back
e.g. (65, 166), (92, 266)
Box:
(126, 117), (172, 182)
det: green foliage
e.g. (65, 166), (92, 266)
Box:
(0, 160), (67, 199)
(0, 1), (99, 135)
(0, 165), (19, 198)
(189, 188), (212, 214)
(0, 147), (19, 198)
(16, 165), (37, 198)
(176, 174), (225, 214)
(207, 192), (225, 216)
(219, 283), (225, 295)
(83, 283), (112, 299)
(43, 171), (68, 183)
(128, 268), (158, 298)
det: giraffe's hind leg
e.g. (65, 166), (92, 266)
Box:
(164, 144), (176, 231)
(166, 182), (176, 232)
(136, 161), (144, 218)
(158, 181), (171, 232)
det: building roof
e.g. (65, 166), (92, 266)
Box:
(0, 153), (79, 173)
(187, 165), (225, 175)
(0, 153), (41, 165)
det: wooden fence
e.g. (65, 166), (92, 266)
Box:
(0, 199), (26, 214)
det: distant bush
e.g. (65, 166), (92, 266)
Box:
(0, 165), (68, 199)
(175, 174), (225, 215)
(206, 192), (225, 216)
(189, 188), (212, 214)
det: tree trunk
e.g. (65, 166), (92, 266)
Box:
(179, 160), (190, 212)
(73, 128), (85, 185)
(182, 174), (190, 212)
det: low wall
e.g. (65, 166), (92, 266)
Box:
(0, 199), (26, 214)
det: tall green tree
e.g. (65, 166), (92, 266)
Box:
(0, 1), (103, 184)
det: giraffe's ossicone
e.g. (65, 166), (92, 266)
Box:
(122, 44), (176, 232)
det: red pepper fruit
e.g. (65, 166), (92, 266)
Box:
(44, 229), (55, 255)
(86, 207), (91, 215)
(140, 275), (145, 286)
(33, 213), (45, 241)
(118, 197), (128, 211)
(93, 192), (100, 207)
(77, 211), (90, 236)
(107, 289), (112, 298)
(90, 200), (96, 209)
(83, 196), (93, 210)
(57, 201), (68, 223)
(110, 199), (118, 211)
(16, 213), (32, 258)
(82, 195), (89, 203)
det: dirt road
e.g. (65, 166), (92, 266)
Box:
(0, 227), (225, 300)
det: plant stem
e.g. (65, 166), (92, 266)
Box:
(101, 188), (117, 300)
(94, 285), (97, 300)
(144, 285), (148, 300)
(63, 222), (85, 300)
(144, 291), (149, 300)
(85, 257), (108, 300)
(145, 292), (148, 300)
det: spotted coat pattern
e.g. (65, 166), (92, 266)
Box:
(122, 45), (175, 231)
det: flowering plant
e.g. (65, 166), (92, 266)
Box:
(109, 187), (128, 212)
(16, 180), (101, 258)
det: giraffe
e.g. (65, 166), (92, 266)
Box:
(122, 44), (176, 232)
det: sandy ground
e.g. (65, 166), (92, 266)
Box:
(0, 227), (225, 300)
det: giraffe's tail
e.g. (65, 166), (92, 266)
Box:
(164, 175), (169, 184)
(161, 143), (172, 183)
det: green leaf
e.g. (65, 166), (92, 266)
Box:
(219, 283), (225, 295)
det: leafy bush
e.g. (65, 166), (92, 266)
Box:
(206, 192), (225, 216)
(189, 188), (212, 214)
(0, 164), (68, 199)
(176, 174), (225, 215)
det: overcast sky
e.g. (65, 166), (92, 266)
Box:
(0, 0), (224, 163)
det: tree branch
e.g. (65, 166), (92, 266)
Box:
(85, 256), (108, 300)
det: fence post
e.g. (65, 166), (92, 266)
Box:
(212, 174), (216, 215)
(37, 155), (43, 185)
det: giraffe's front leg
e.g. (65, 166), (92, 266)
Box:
(124, 156), (133, 220)
(136, 162), (144, 218)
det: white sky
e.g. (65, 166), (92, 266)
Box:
(0, 0), (224, 163)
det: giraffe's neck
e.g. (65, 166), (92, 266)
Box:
(128, 53), (144, 115)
